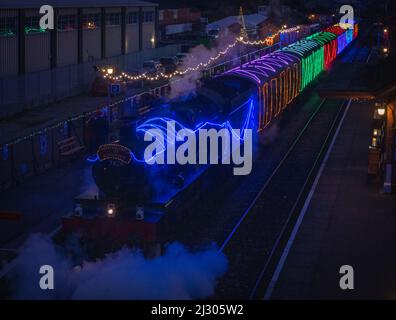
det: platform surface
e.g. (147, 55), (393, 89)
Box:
(271, 99), (396, 299)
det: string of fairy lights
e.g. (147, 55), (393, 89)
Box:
(1, 25), (302, 150)
(1, 84), (171, 148)
(101, 26), (302, 82)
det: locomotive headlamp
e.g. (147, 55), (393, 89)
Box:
(107, 203), (116, 217)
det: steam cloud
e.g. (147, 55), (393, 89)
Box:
(9, 234), (228, 300)
(169, 31), (240, 99)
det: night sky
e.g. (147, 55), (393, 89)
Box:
(154, 0), (394, 21)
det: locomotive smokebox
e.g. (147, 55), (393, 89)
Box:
(93, 142), (146, 201)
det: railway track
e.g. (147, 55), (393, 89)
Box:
(0, 94), (335, 300)
(214, 97), (349, 299)
(0, 96), (351, 300)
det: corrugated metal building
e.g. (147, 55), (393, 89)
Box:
(0, 0), (159, 77)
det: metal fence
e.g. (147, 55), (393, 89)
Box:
(0, 44), (181, 118)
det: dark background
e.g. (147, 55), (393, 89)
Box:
(155, 0), (395, 21)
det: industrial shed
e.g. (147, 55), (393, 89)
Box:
(0, 0), (159, 76)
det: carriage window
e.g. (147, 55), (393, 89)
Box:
(270, 78), (277, 120)
(289, 69), (292, 102)
(261, 83), (269, 128)
(276, 76), (281, 115)
(280, 72), (285, 111)
(294, 63), (300, 97)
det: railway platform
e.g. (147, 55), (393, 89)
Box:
(270, 99), (396, 299)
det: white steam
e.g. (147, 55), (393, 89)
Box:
(9, 234), (227, 300)
(169, 31), (240, 100)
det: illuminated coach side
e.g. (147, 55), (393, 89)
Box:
(307, 32), (338, 69)
(224, 51), (300, 131)
(281, 39), (324, 91)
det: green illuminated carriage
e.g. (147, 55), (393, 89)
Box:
(281, 39), (324, 91)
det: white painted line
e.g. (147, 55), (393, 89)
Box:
(48, 225), (62, 238)
(365, 49), (372, 64)
(220, 99), (327, 253)
(263, 98), (352, 300)
(0, 259), (18, 279)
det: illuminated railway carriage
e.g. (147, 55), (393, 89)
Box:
(225, 51), (302, 130)
(63, 24), (358, 248)
(306, 32), (338, 69)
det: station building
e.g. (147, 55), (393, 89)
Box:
(0, 0), (159, 77)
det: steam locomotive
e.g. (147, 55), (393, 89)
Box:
(62, 23), (358, 247)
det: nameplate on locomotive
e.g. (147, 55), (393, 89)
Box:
(98, 144), (132, 164)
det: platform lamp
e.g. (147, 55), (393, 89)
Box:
(378, 107), (386, 116)
(370, 102), (387, 149)
(106, 203), (117, 218)
(375, 102), (387, 118)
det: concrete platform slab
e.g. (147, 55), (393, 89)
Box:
(271, 100), (396, 300)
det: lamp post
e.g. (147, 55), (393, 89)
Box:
(373, 101), (395, 193)
(377, 106), (386, 117)
(375, 102), (386, 119)
(369, 102), (387, 176)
